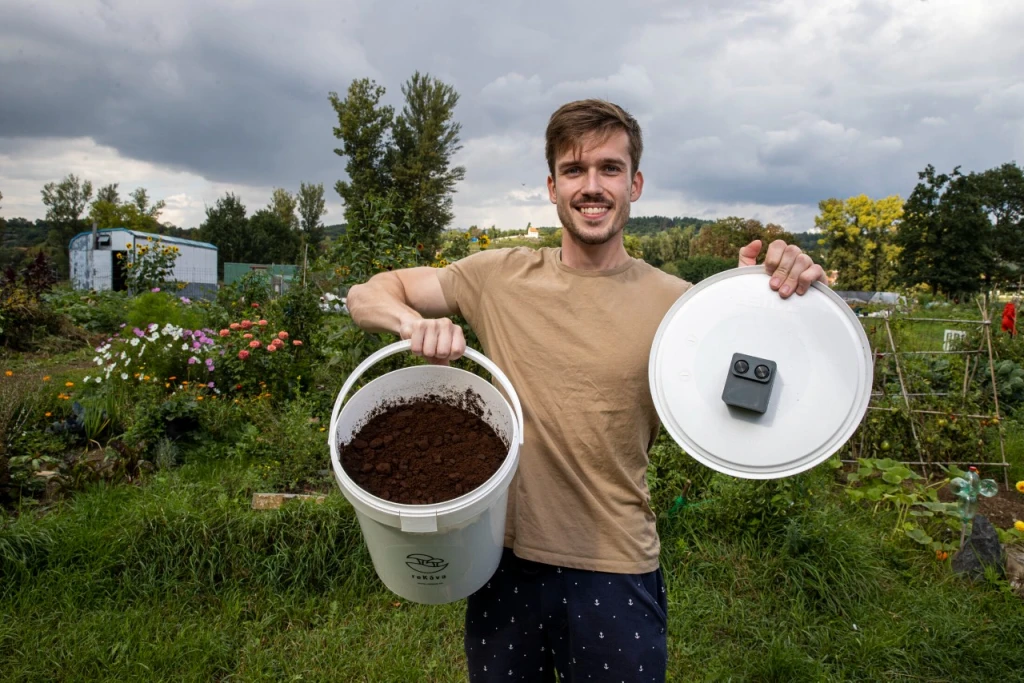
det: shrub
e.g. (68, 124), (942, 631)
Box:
(124, 291), (205, 331)
(43, 286), (132, 334)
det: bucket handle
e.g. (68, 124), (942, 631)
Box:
(332, 340), (524, 446)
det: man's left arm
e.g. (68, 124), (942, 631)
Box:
(738, 239), (827, 299)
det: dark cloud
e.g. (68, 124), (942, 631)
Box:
(1, 0), (1023, 231)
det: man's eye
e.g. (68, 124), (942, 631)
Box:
(564, 167), (581, 175)
(605, 165), (621, 173)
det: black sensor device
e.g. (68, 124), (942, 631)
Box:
(721, 352), (777, 414)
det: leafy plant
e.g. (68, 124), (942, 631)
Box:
(844, 458), (961, 551)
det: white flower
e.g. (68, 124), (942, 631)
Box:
(139, 344), (146, 357)
(147, 334), (159, 342)
(93, 376), (103, 383)
(148, 323), (158, 332)
(181, 343), (189, 351)
(121, 373), (128, 380)
(83, 376), (91, 382)
(130, 338), (140, 347)
(120, 351), (127, 360)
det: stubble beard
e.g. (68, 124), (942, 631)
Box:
(557, 199), (630, 246)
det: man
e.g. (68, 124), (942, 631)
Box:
(347, 99), (826, 682)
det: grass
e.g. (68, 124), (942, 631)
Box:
(3, 457), (1023, 682)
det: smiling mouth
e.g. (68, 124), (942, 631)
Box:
(576, 206), (611, 220)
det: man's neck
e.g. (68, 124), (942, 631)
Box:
(559, 234), (631, 271)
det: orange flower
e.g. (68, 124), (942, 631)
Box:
(935, 550), (949, 561)
(4, 370), (12, 377)
(230, 323), (241, 331)
(65, 381), (74, 387)
(197, 396), (204, 401)
(258, 319), (268, 326)
(277, 331), (289, 340)
(243, 333), (253, 339)
(249, 340), (261, 349)
(219, 329), (231, 337)
(42, 376), (51, 382)
(45, 411), (52, 417)
(292, 340), (303, 346)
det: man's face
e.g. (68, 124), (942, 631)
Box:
(547, 129), (643, 246)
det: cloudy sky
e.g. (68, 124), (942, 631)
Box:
(2, 0), (1023, 234)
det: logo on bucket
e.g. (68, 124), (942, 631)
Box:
(406, 553), (449, 574)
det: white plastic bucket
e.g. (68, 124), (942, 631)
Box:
(328, 340), (524, 604)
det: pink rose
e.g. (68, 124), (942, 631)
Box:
(229, 323), (241, 331)
(266, 345), (277, 353)
(240, 320), (253, 330)
(249, 340), (261, 349)
(219, 329), (230, 337)
(243, 333), (253, 339)
(277, 331), (289, 340)
(238, 350), (250, 360)
(258, 319), (268, 326)
(292, 340), (303, 346)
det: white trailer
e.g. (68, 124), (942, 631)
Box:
(70, 228), (218, 299)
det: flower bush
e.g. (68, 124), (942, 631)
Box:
(122, 237), (180, 293)
(88, 322), (220, 390)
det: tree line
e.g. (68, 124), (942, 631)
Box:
(816, 162), (1024, 296)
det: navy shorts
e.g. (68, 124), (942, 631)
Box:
(464, 548), (668, 682)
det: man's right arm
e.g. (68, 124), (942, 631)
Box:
(346, 267), (466, 363)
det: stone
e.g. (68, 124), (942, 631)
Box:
(951, 515), (1005, 580)
(251, 493), (327, 510)
(1006, 546), (1024, 599)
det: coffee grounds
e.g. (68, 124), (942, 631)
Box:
(339, 395), (508, 505)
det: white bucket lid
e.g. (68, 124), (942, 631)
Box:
(649, 266), (873, 479)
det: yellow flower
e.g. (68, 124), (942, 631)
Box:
(197, 396), (204, 401)
(1016, 521), (1024, 533)
(45, 412), (52, 417)
(42, 376), (51, 382)
(143, 375), (150, 381)
(4, 370), (11, 377)
(1017, 481), (1024, 494)
(165, 383), (171, 388)
(65, 381), (74, 387)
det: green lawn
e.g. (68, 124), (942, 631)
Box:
(3, 455), (1023, 682)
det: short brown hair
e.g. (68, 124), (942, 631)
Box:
(545, 100), (643, 178)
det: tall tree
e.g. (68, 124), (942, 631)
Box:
(41, 174), (94, 276)
(199, 192), (249, 279)
(88, 186), (166, 232)
(896, 166), (988, 298)
(330, 79), (395, 230)
(130, 187), (166, 223)
(96, 183), (120, 204)
(330, 73), (465, 254)
(389, 71), (467, 251)
(247, 209), (301, 265)
(297, 181), (328, 252)
(815, 194), (903, 291)
(268, 188), (299, 232)
(973, 162), (1024, 286)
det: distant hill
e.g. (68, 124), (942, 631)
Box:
(324, 224), (347, 240)
(624, 215), (715, 235)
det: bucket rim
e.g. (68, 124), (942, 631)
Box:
(328, 364), (521, 520)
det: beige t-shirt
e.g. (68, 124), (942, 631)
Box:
(437, 247), (691, 573)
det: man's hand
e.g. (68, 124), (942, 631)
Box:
(399, 316), (466, 365)
(739, 239), (827, 299)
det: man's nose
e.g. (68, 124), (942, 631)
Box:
(584, 168), (603, 195)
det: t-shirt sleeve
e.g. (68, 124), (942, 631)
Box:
(435, 248), (511, 327)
